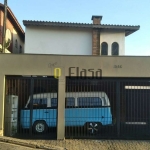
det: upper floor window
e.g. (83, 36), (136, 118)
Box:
(112, 42), (119, 55)
(19, 45), (22, 53)
(101, 42), (108, 55)
(15, 39), (18, 49)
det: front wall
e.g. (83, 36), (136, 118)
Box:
(0, 54), (150, 77)
(25, 27), (92, 55)
(0, 54), (150, 137)
(100, 30), (125, 55)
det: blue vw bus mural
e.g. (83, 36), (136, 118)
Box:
(21, 92), (112, 134)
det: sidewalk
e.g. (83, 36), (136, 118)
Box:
(1, 136), (150, 150)
(29, 139), (150, 150)
(0, 136), (64, 150)
(0, 141), (44, 150)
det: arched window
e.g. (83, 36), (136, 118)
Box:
(101, 42), (108, 55)
(112, 42), (119, 55)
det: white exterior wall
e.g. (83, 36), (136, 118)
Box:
(100, 30), (125, 55)
(12, 28), (24, 53)
(25, 27), (92, 55)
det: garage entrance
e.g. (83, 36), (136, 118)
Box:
(65, 77), (150, 139)
(4, 76), (58, 139)
(4, 76), (150, 140)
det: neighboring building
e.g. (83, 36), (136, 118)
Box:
(23, 16), (139, 55)
(0, 3), (25, 53)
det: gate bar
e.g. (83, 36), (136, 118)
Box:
(29, 77), (34, 135)
(116, 81), (120, 137)
(57, 78), (66, 140)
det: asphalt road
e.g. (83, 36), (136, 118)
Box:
(0, 142), (43, 150)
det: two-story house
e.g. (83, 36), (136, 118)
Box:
(0, 3), (25, 53)
(23, 15), (139, 55)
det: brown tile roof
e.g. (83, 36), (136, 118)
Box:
(23, 20), (140, 36)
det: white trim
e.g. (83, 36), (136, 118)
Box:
(125, 86), (150, 89)
(125, 122), (147, 125)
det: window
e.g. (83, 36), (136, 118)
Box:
(101, 42), (108, 55)
(19, 45), (22, 53)
(112, 42), (119, 55)
(101, 97), (106, 105)
(32, 98), (47, 105)
(65, 97), (75, 107)
(77, 97), (102, 107)
(15, 39), (18, 49)
(28, 98), (47, 108)
(51, 98), (57, 107)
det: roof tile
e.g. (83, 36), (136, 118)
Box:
(23, 20), (140, 36)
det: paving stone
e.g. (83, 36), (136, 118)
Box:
(1, 136), (150, 150)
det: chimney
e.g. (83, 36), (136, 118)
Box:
(91, 15), (103, 24)
(91, 15), (102, 55)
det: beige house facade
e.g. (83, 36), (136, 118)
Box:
(23, 16), (139, 56)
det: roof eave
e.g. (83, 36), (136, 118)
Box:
(0, 3), (25, 41)
(23, 20), (140, 36)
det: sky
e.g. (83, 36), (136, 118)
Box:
(0, 0), (150, 56)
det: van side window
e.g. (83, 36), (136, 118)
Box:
(65, 97), (75, 107)
(77, 97), (102, 107)
(51, 98), (57, 107)
(28, 98), (47, 108)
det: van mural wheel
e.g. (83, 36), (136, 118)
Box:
(33, 121), (48, 134)
(85, 122), (101, 134)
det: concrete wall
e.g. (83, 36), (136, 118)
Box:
(25, 27), (92, 55)
(100, 30), (125, 55)
(0, 54), (150, 138)
(1, 54), (150, 78)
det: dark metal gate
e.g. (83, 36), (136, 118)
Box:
(4, 76), (150, 140)
(4, 76), (58, 139)
(65, 77), (150, 139)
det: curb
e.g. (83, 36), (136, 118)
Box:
(0, 136), (65, 150)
